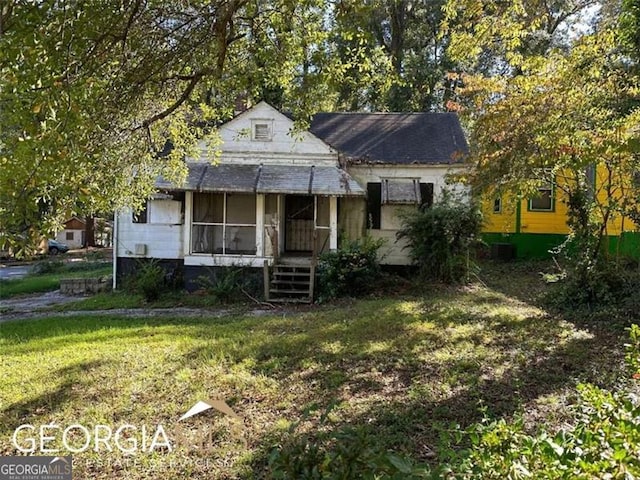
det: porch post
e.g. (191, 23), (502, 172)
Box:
(184, 191), (193, 257)
(329, 196), (338, 250)
(277, 194), (284, 256)
(256, 194), (265, 256)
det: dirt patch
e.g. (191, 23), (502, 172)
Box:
(0, 289), (282, 324)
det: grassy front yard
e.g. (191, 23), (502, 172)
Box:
(0, 268), (629, 478)
(0, 261), (112, 299)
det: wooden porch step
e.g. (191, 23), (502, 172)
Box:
(264, 260), (315, 303)
(269, 288), (312, 295)
(271, 279), (310, 286)
(272, 271), (311, 277)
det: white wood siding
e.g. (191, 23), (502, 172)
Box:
(348, 164), (466, 265)
(189, 102), (339, 166)
(116, 201), (184, 260)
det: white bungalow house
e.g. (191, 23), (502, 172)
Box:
(113, 101), (468, 300)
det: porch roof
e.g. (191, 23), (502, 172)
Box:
(157, 163), (365, 196)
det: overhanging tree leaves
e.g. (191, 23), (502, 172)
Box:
(0, 0), (335, 255)
(445, 2), (640, 296)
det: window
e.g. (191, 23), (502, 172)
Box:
(493, 197), (502, 213)
(529, 183), (554, 211)
(367, 181), (434, 230)
(251, 119), (273, 141)
(254, 124), (270, 140)
(132, 202), (148, 223)
(66, 231), (74, 241)
(191, 193), (256, 255)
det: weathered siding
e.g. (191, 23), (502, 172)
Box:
(190, 102), (339, 166)
(370, 230), (412, 265)
(116, 199), (184, 260)
(348, 164), (466, 265)
(338, 197), (366, 242)
(481, 194), (518, 234)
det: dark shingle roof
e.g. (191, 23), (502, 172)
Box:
(310, 112), (468, 165)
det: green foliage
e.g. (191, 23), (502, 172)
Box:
(448, 15), (640, 297)
(620, 0), (640, 59)
(625, 324), (640, 376)
(397, 192), (483, 283)
(330, 0), (455, 111)
(31, 259), (65, 275)
(433, 325), (640, 479)
(196, 266), (259, 304)
(266, 404), (429, 479)
(316, 236), (384, 300)
(127, 260), (169, 302)
(546, 256), (640, 315)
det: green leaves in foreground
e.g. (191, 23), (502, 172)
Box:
(434, 383), (640, 479)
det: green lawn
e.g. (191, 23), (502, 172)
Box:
(0, 262), (112, 299)
(0, 271), (628, 479)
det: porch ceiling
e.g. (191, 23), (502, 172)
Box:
(157, 163), (365, 196)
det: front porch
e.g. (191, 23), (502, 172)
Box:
(183, 192), (338, 268)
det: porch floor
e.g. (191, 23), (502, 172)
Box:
(277, 255), (313, 266)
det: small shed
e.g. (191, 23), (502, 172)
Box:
(56, 217), (85, 248)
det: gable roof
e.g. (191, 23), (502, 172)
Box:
(309, 112), (468, 165)
(64, 217), (86, 230)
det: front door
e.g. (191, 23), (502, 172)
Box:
(284, 195), (314, 253)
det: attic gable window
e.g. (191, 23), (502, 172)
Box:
(251, 119), (273, 141)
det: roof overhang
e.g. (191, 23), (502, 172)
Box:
(157, 163), (365, 196)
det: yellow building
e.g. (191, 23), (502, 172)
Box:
(482, 167), (640, 259)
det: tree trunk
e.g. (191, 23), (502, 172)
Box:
(85, 215), (95, 248)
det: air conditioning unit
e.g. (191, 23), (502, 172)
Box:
(134, 243), (147, 256)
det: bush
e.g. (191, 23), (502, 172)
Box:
(196, 266), (258, 304)
(549, 258), (640, 316)
(397, 191), (483, 283)
(127, 260), (169, 302)
(316, 236), (384, 301)
(31, 258), (65, 274)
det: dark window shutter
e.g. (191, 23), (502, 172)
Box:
(366, 183), (381, 230)
(420, 183), (434, 208)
